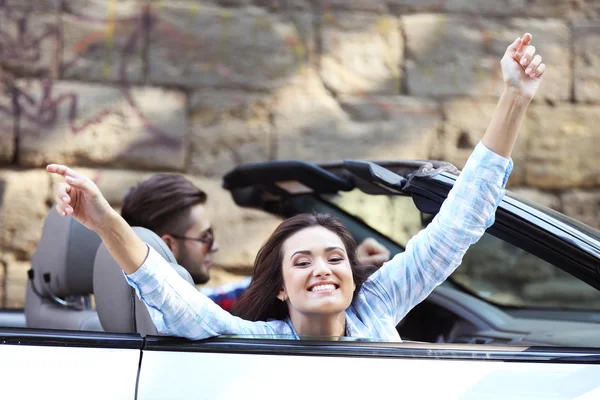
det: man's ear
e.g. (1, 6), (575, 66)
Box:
(277, 287), (287, 302)
(161, 234), (179, 257)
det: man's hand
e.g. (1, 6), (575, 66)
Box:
(357, 238), (391, 267)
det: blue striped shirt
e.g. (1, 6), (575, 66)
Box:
(126, 142), (512, 341)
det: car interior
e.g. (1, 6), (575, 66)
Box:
(1, 158), (599, 349)
(6, 205), (196, 337)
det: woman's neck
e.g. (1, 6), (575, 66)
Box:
(289, 312), (346, 339)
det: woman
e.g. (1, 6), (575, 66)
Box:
(48, 34), (546, 340)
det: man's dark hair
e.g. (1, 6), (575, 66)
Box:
(121, 174), (207, 237)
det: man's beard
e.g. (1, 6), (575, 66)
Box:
(177, 247), (210, 284)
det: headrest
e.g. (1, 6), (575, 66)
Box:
(29, 206), (102, 297)
(93, 226), (194, 335)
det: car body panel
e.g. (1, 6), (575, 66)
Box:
(0, 344), (140, 399)
(138, 343), (600, 400)
(0, 329), (143, 399)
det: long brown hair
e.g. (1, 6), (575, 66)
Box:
(232, 213), (374, 321)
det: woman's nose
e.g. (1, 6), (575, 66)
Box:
(312, 259), (331, 277)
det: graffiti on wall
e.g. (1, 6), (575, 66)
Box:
(0, 2), (188, 162)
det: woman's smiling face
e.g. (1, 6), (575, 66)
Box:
(278, 226), (356, 319)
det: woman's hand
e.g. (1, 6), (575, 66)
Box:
(47, 164), (115, 233)
(501, 33), (546, 101)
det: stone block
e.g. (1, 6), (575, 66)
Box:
(186, 176), (283, 271)
(389, 0), (524, 15)
(62, 0), (140, 16)
(254, 0), (312, 11)
(49, 168), (155, 207)
(274, 73), (440, 162)
(571, 0), (600, 19)
(387, 0), (569, 17)
(1, 0), (60, 11)
(147, 3), (309, 90)
(0, 170), (50, 258)
(523, 105), (600, 189)
(574, 22), (600, 103)
(403, 15), (570, 102)
(561, 190), (600, 230)
(188, 90), (273, 177)
(5, 257), (29, 309)
(0, 261), (4, 307)
(435, 98), (528, 185)
(318, 0), (388, 12)
(320, 12), (401, 95)
(61, 1), (144, 83)
(0, 87), (15, 164)
(47, 166), (282, 270)
(0, 7), (60, 78)
(16, 80), (188, 170)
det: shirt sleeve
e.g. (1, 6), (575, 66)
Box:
(125, 248), (276, 340)
(360, 141), (513, 324)
(200, 277), (252, 312)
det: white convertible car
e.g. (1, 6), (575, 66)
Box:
(1, 158), (599, 399)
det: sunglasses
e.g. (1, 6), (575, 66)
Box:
(170, 227), (215, 251)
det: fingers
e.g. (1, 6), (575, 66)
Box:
(512, 32), (532, 62)
(525, 54), (543, 78)
(54, 183), (74, 217)
(535, 63), (546, 78)
(506, 37), (522, 55)
(48, 163), (100, 217)
(47, 163), (94, 194)
(519, 45), (536, 68)
(46, 164), (85, 180)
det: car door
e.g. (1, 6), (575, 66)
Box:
(137, 337), (600, 400)
(0, 328), (143, 400)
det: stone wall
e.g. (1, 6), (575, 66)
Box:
(1, 0), (599, 308)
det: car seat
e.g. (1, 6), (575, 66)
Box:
(93, 226), (195, 336)
(25, 206), (103, 331)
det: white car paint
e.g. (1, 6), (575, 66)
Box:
(0, 345), (140, 400)
(138, 351), (600, 400)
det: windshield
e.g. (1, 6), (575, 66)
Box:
(327, 190), (600, 311)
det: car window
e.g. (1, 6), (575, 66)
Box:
(451, 233), (600, 311)
(328, 191), (600, 312)
(327, 190), (423, 248)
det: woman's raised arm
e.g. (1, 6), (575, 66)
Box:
(356, 33), (546, 325)
(482, 33), (545, 158)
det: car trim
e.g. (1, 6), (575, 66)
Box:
(0, 328), (144, 349)
(143, 336), (600, 364)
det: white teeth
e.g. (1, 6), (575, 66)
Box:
(310, 284), (336, 292)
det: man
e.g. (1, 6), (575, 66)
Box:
(121, 174), (390, 311)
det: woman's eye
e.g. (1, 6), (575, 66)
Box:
(329, 257), (343, 263)
(295, 261), (310, 267)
